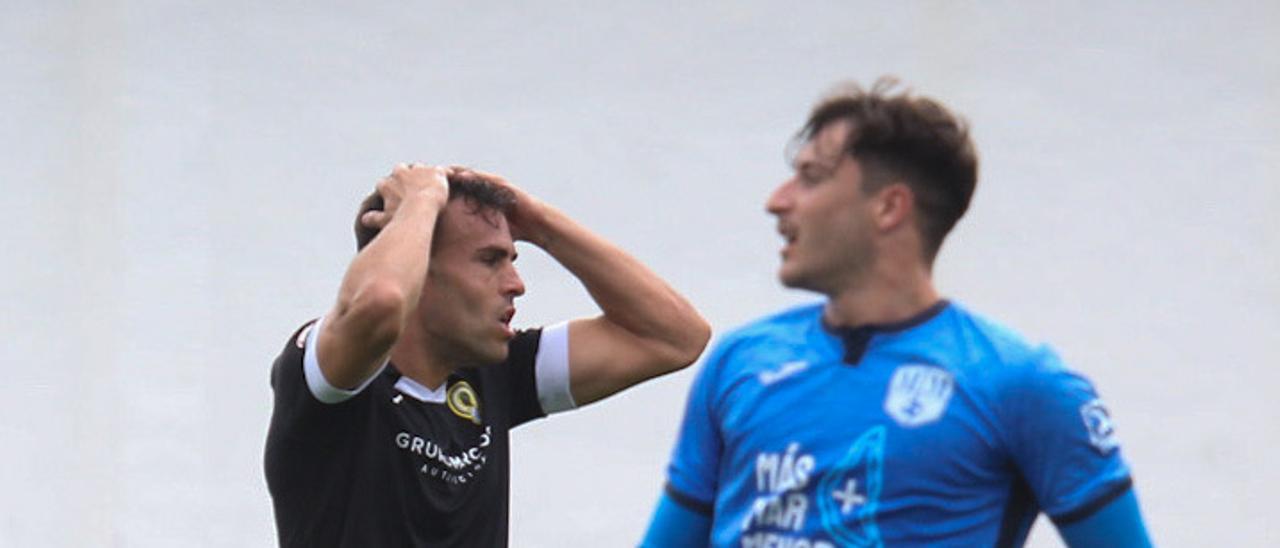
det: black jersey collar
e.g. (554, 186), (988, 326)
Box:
(821, 299), (950, 365)
(393, 374), (448, 403)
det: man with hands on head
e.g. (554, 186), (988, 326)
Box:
(265, 163), (710, 547)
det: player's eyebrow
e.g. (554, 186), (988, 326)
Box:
(794, 156), (839, 180)
(475, 245), (517, 262)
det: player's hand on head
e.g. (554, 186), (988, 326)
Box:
(448, 165), (548, 245)
(360, 163), (451, 230)
(448, 165), (522, 197)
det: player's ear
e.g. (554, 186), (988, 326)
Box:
(873, 182), (914, 231)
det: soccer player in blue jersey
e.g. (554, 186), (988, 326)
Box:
(641, 79), (1153, 547)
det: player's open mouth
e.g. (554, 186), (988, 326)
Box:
(777, 221), (797, 241)
(777, 224), (797, 254)
(498, 308), (516, 337)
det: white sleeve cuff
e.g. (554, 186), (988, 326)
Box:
(535, 321), (576, 414)
(303, 315), (386, 404)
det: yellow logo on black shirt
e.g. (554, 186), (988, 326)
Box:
(447, 381), (482, 425)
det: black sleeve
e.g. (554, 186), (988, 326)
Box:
(504, 328), (546, 428)
(266, 320), (363, 445)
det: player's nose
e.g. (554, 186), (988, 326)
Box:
(504, 267), (526, 298)
(766, 178), (795, 216)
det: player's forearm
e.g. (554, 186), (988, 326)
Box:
(532, 206), (710, 367)
(331, 196), (442, 346)
(1057, 489), (1153, 548)
(641, 493), (712, 548)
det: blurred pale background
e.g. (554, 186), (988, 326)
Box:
(3, 1), (1276, 546)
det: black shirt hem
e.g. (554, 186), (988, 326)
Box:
(1049, 476), (1134, 526)
(664, 483), (713, 516)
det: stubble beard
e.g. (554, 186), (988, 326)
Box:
(779, 244), (876, 297)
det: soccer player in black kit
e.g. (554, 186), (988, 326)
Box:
(265, 164), (711, 547)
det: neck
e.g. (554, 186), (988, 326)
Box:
(387, 328), (455, 391)
(822, 259), (940, 328)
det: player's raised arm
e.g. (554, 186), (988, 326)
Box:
(460, 168), (711, 405)
(315, 164), (450, 390)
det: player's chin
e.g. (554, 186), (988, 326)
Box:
(778, 266), (825, 294)
(777, 264), (805, 288)
(474, 339), (510, 365)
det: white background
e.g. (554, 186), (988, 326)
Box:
(3, 1), (1277, 546)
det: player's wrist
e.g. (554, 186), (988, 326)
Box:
(404, 184), (448, 209)
(513, 200), (560, 248)
(392, 193), (446, 224)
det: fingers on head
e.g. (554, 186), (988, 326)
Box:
(423, 166), (451, 188)
(389, 163), (450, 192)
(361, 209), (389, 228)
(395, 162), (447, 176)
(471, 168), (505, 185)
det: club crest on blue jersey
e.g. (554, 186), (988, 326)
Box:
(883, 365), (954, 428)
(1080, 399), (1118, 453)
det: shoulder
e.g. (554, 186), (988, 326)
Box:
(505, 327), (544, 361)
(719, 302), (823, 350)
(938, 304), (1095, 411)
(271, 319), (320, 379)
(286, 319), (320, 354)
(936, 303), (1059, 377)
(699, 302), (826, 382)
(470, 328), (544, 387)
(267, 318), (382, 444)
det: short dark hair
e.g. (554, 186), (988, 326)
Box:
(795, 77), (978, 262)
(354, 172), (516, 251)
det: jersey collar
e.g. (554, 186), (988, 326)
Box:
(821, 299), (951, 365)
(393, 375), (447, 403)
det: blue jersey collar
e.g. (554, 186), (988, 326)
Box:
(821, 299), (951, 365)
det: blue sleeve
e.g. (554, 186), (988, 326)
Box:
(639, 492), (712, 548)
(1056, 488), (1153, 547)
(662, 340), (729, 508)
(999, 347), (1133, 520)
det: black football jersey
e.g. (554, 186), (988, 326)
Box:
(265, 319), (547, 547)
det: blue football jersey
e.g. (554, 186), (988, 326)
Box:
(664, 301), (1132, 547)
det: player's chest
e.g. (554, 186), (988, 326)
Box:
(363, 378), (509, 492)
(719, 354), (1006, 492)
(714, 356), (1007, 544)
